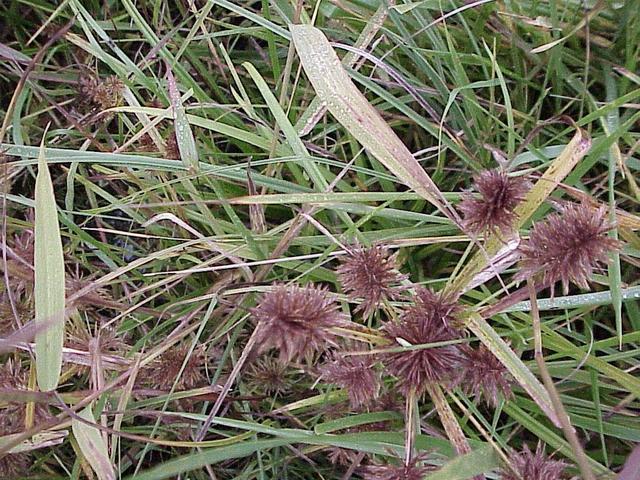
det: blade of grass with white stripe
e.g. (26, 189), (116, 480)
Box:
(34, 134), (65, 392)
(167, 67), (199, 172)
(72, 406), (116, 480)
(290, 24), (455, 221)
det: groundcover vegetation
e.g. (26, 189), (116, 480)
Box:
(0, 1), (639, 479)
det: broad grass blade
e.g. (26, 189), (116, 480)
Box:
(290, 25), (455, 221)
(166, 66), (199, 172)
(72, 406), (116, 480)
(425, 444), (499, 480)
(34, 135), (66, 392)
(294, 2), (393, 136)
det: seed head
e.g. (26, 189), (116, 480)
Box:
(362, 454), (435, 480)
(337, 244), (408, 317)
(252, 284), (347, 363)
(457, 344), (512, 407)
(414, 288), (462, 328)
(143, 344), (207, 392)
(327, 446), (362, 467)
(380, 289), (462, 395)
(501, 443), (567, 480)
(246, 356), (293, 395)
(0, 293), (30, 337)
(319, 351), (380, 408)
(459, 169), (528, 235)
(0, 452), (30, 479)
(516, 203), (620, 294)
(79, 74), (124, 110)
(0, 359), (50, 432)
(67, 321), (126, 355)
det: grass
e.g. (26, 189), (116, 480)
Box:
(0, 0), (639, 479)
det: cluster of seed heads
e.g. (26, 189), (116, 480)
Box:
(0, 162), (620, 479)
(245, 165), (620, 477)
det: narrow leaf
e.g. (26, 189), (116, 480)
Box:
(34, 135), (66, 392)
(72, 406), (116, 480)
(604, 72), (623, 348)
(290, 24), (454, 221)
(467, 312), (561, 427)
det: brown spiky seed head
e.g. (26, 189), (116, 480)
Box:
(93, 75), (124, 110)
(327, 446), (362, 467)
(0, 452), (30, 480)
(516, 203), (620, 294)
(67, 322), (126, 354)
(380, 289), (462, 395)
(0, 360), (49, 478)
(414, 288), (462, 328)
(459, 169), (528, 235)
(501, 443), (567, 480)
(457, 344), (512, 407)
(336, 244), (408, 317)
(362, 454), (435, 480)
(143, 344), (206, 391)
(252, 284), (347, 362)
(320, 351), (380, 408)
(246, 356), (292, 395)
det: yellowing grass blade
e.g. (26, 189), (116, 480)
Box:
(290, 24), (455, 222)
(34, 135), (66, 392)
(72, 406), (116, 480)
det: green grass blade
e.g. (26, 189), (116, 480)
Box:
(126, 430), (493, 480)
(482, 40), (515, 155)
(243, 62), (327, 190)
(34, 135), (65, 392)
(542, 325), (640, 398)
(604, 72), (623, 349)
(425, 444), (499, 480)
